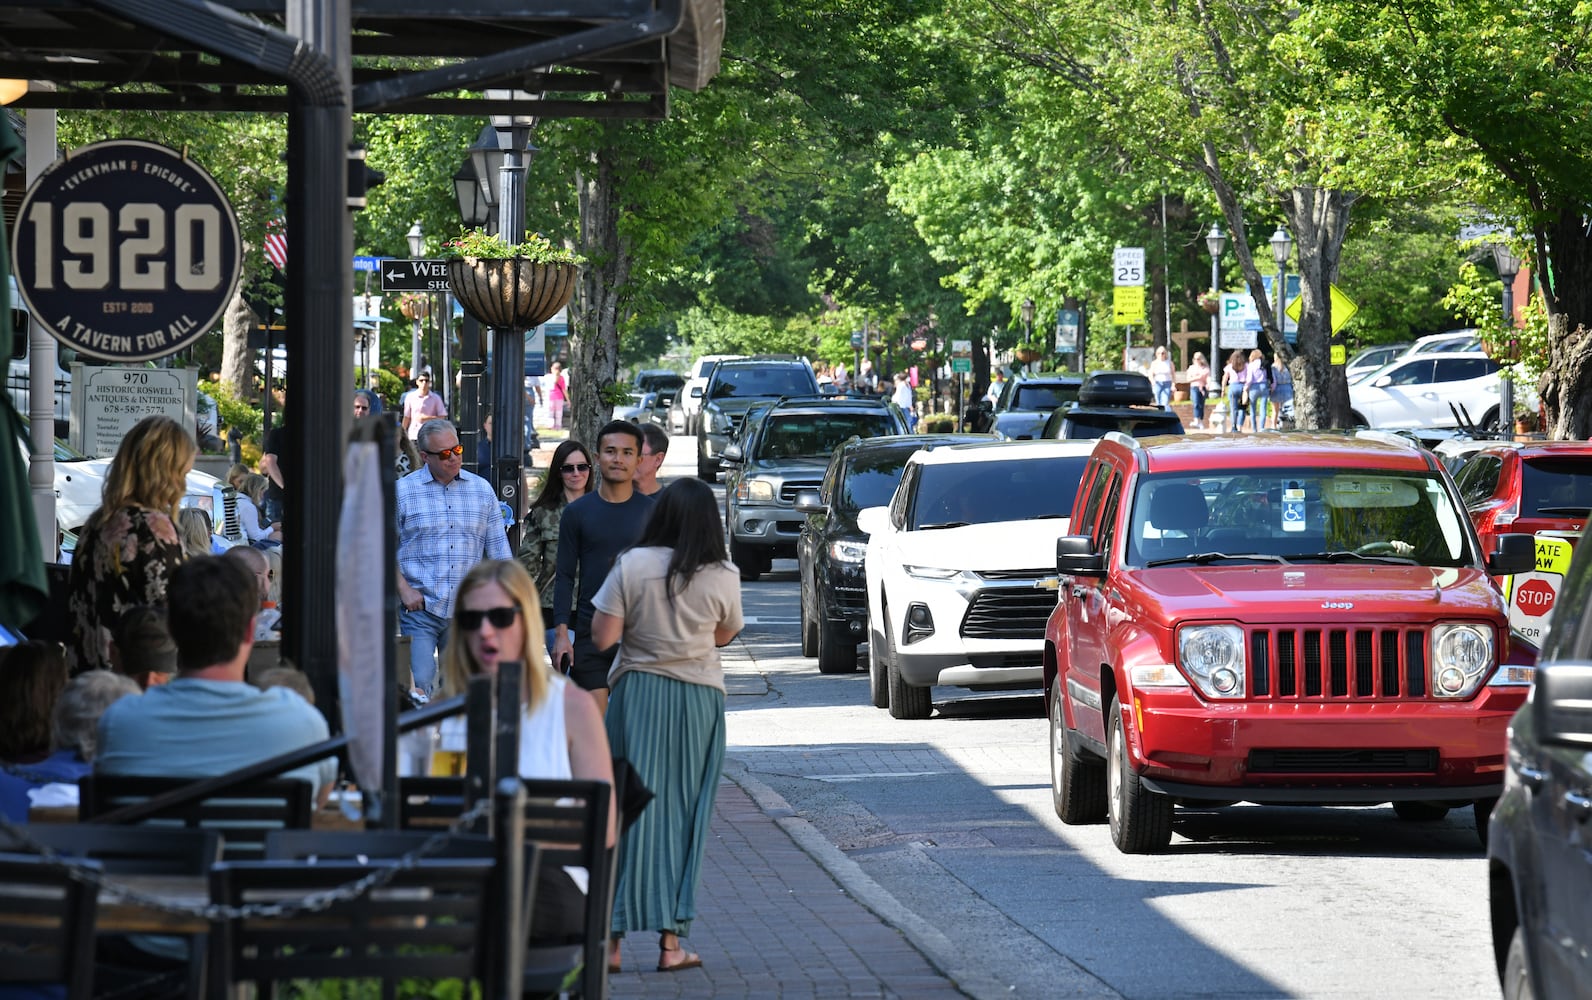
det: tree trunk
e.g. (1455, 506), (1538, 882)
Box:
(1283, 186), (1355, 431)
(569, 140), (632, 451)
(1539, 206), (1592, 439)
(221, 288), (254, 401)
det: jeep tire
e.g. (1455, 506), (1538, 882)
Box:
(1050, 685), (1105, 824)
(817, 619), (857, 675)
(868, 621), (890, 709)
(731, 539), (763, 582)
(1106, 696), (1173, 853)
(799, 595), (817, 657)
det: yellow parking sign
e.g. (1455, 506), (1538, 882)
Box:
(1113, 286), (1145, 326)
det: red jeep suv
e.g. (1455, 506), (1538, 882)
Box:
(1045, 432), (1536, 853)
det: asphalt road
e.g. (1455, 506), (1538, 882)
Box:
(661, 434), (1503, 1000)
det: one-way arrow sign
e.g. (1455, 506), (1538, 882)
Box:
(380, 258), (452, 292)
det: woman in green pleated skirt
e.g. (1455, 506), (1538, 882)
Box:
(590, 479), (743, 973)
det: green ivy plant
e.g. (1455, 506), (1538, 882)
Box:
(598, 380), (633, 406)
(442, 229), (584, 267)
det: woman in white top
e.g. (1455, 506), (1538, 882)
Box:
(591, 478), (743, 974)
(442, 559), (615, 939)
(1149, 345), (1176, 406)
(1185, 352), (1213, 429)
(237, 474), (282, 548)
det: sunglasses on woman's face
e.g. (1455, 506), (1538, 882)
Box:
(458, 606), (520, 631)
(560, 462), (591, 474)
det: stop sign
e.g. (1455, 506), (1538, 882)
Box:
(1516, 578), (1557, 617)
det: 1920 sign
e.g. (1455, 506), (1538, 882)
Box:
(10, 139), (242, 362)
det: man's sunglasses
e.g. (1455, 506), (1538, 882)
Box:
(458, 606), (520, 631)
(560, 462), (592, 474)
(424, 444), (465, 458)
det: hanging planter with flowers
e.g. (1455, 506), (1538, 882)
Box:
(444, 229), (585, 330)
(1197, 291), (1220, 315)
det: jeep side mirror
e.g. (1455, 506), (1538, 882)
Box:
(793, 489), (825, 514)
(721, 443), (745, 464)
(1056, 535), (1104, 577)
(1487, 533), (1535, 576)
(1534, 663), (1592, 749)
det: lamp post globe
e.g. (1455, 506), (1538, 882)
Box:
(406, 221), (424, 259)
(1269, 225), (1292, 267)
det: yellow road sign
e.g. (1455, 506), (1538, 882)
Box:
(1285, 283), (1359, 335)
(1113, 286), (1145, 326)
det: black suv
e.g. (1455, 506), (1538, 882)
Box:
(1489, 532), (1592, 1000)
(793, 432), (989, 674)
(983, 373), (1084, 440)
(696, 357), (820, 481)
(721, 395), (908, 581)
(633, 369), (685, 411)
(1040, 370), (1185, 440)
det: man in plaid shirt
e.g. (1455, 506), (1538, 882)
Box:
(396, 418), (512, 694)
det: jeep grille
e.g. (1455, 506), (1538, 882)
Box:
(1247, 627), (1428, 700)
(960, 588), (1055, 640)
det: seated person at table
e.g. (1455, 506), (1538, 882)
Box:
(95, 556), (336, 803)
(109, 605), (178, 690)
(0, 669), (139, 821)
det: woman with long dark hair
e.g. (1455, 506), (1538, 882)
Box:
(518, 439), (594, 660)
(591, 478), (743, 973)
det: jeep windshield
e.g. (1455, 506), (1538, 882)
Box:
(709, 367), (815, 399)
(1063, 411), (1184, 439)
(1128, 469), (1474, 568)
(759, 412), (898, 460)
(911, 456), (1088, 529)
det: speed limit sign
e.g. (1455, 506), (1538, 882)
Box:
(11, 139), (242, 362)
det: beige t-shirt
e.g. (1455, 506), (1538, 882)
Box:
(592, 547), (743, 692)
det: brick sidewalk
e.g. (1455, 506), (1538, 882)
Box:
(608, 777), (968, 999)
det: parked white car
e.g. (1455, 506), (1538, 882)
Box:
(1348, 351), (1508, 431)
(857, 439), (1096, 719)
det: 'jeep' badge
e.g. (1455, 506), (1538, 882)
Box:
(1321, 601), (1355, 610)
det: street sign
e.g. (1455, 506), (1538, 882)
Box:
(353, 255), (387, 272)
(380, 258), (452, 292)
(1112, 286), (1145, 326)
(951, 357), (972, 373)
(950, 339), (972, 354)
(1515, 579), (1556, 617)
(1055, 308), (1080, 352)
(11, 139), (243, 362)
(850, 330), (865, 349)
(1330, 343), (1347, 365)
(1285, 282), (1360, 335)
(1113, 247), (1145, 287)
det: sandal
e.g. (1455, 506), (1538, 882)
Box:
(657, 946), (702, 972)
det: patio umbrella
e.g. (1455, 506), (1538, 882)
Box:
(0, 110), (47, 631)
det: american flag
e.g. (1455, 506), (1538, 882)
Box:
(263, 225), (287, 271)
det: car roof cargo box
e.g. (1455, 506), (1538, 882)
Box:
(1078, 370), (1154, 406)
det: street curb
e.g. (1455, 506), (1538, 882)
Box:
(720, 758), (1009, 1000)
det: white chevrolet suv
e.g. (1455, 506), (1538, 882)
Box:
(857, 439), (1096, 719)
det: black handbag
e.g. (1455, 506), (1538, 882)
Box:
(611, 756), (654, 832)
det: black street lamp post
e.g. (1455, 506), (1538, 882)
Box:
(406, 222), (425, 378)
(1492, 243), (1522, 441)
(1269, 225), (1292, 349)
(1206, 222), (1226, 356)
(488, 98), (537, 546)
(1020, 298), (1035, 372)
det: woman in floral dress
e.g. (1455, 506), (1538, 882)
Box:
(66, 415), (195, 673)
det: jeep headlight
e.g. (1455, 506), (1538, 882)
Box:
(1430, 623), (1494, 699)
(829, 540), (867, 564)
(1177, 624), (1246, 699)
(736, 478), (775, 502)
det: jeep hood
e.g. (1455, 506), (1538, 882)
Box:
(708, 395), (783, 415)
(1122, 564), (1505, 620)
(896, 518), (1070, 572)
(749, 457), (830, 476)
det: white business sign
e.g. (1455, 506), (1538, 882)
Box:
(1219, 293), (1259, 350)
(1114, 247), (1146, 287)
(950, 339), (973, 355)
(70, 363), (197, 457)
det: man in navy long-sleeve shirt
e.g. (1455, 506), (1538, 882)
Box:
(552, 420), (654, 713)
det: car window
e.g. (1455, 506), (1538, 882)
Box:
(909, 456), (1088, 529)
(1434, 357), (1496, 382)
(1455, 454), (1503, 507)
(1095, 470), (1122, 556)
(758, 412), (899, 459)
(1383, 359), (1436, 386)
(1063, 412), (1184, 439)
(1011, 384), (1078, 412)
(1521, 458), (1592, 513)
(890, 463), (917, 530)
(1073, 460), (1109, 536)
(839, 448), (918, 512)
(1126, 469), (1472, 566)
(709, 366), (815, 399)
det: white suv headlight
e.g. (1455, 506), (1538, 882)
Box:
(1430, 623), (1494, 699)
(1177, 624), (1246, 699)
(829, 540), (867, 564)
(736, 479), (775, 502)
(904, 564), (962, 580)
